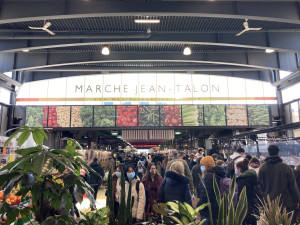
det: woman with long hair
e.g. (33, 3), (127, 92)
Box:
(141, 163), (163, 217)
(115, 165), (146, 223)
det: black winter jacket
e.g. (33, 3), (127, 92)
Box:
(258, 155), (300, 210)
(236, 169), (260, 225)
(158, 171), (192, 206)
(87, 162), (105, 186)
(197, 166), (226, 221)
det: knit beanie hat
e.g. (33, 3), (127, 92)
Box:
(200, 156), (215, 168)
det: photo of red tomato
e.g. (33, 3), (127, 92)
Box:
(116, 106), (138, 127)
(160, 105), (182, 126)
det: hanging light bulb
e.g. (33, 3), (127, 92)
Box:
(101, 46), (110, 55)
(183, 47), (191, 55)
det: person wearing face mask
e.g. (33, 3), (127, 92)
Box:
(191, 157), (202, 198)
(197, 156), (226, 225)
(111, 165), (124, 216)
(115, 165), (146, 223)
(142, 163), (163, 217)
(106, 153), (115, 174)
(137, 164), (146, 179)
(158, 161), (192, 206)
(235, 159), (260, 225)
(189, 156), (198, 170)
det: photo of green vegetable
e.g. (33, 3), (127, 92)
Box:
(71, 106), (93, 127)
(94, 106), (115, 127)
(204, 105), (226, 126)
(138, 106), (159, 127)
(248, 105), (270, 126)
(226, 105), (248, 126)
(198, 105), (204, 126)
(182, 105), (199, 126)
(25, 106), (47, 127)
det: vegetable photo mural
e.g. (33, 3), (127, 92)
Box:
(94, 106), (115, 127)
(138, 106), (160, 127)
(71, 106), (93, 127)
(25, 106), (48, 127)
(160, 105), (182, 126)
(48, 106), (70, 127)
(116, 106), (138, 127)
(204, 105), (226, 126)
(248, 105), (270, 126)
(226, 105), (248, 126)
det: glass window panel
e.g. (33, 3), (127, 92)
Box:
(284, 104), (291, 124)
(291, 102), (299, 123)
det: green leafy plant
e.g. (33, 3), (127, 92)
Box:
(166, 201), (208, 225)
(212, 175), (248, 225)
(106, 169), (134, 225)
(255, 195), (294, 225)
(0, 126), (96, 225)
(78, 206), (109, 225)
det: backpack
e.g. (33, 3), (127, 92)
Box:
(136, 180), (149, 212)
(225, 156), (242, 178)
(219, 177), (239, 207)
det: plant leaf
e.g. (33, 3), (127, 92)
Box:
(18, 130), (32, 147)
(3, 174), (22, 200)
(15, 147), (41, 156)
(213, 174), (221, 207)
(170, 216), (184, 225)
(184, 202), (196, 218)
(4, 129), (21, 148)
(33, 152), (53, 177)
(195, 203), (209, 213)
(32, 129), (45, 145)
(226, 201), (235, 225)
(167, 201), (180, 213)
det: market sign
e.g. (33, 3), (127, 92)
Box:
(16, 73), (277, 105)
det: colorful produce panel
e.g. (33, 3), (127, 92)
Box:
(71, 106), (93, 127)
(182, 105), (199, 126)
(248, 105), (270, 126)
(160, 105), (182, 126)
(138, 106), (160, 127)
(226, 105), (248, 126)
(94, 106), (115, 127)
(116, 106), (138, 127)
(48, 106), (70, 127)
(198, 105), (204, 126)
(204, 105), (226, 126)
(25, 106), (48, 127)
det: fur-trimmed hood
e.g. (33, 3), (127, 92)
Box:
(165, 171), (190, 185)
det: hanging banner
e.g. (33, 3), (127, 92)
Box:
(16, 73), (277, 105)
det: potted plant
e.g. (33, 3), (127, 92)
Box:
(0, 126), (96, 225)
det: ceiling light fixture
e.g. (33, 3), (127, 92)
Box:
(265, 49), (275, 53)
(22, 49), (30, 52)
(111, 131), (118, 136)
(101, 46), (110, 55)
(134, 19), (160, 24)
(175, 131), (182, 135)
(183, 47), (191, 55)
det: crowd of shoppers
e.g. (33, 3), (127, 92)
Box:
(83, 145), (300, 224)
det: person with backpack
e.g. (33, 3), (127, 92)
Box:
(87, 158), (105, 211)
(158, 161), (192, 206)
(197, 156), (226, 225)
(142, 163), (163, 217)
(115, 165), (146, 223)
(235, 159), (260, 225)
(191, 157), (202, 198)
(226, 148), (245, 178)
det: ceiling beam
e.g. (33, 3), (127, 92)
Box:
(0, 1), (300, 24)
(1, 51), (293, 72)
(0, 32), (300, 54)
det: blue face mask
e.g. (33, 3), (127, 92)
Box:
(235, 169), (239, 177)
(201, 166), (205, 172)
(116, 172), (121, 178)
(140, 161), (145, 165)
(193, 159), (197, 162)
(138, 169), (143, 173)
(127, 172), (135, 180)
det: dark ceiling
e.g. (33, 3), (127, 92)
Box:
(0, 0), (299, 81)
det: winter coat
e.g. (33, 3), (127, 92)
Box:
(115, 178), (146, 220)
(258, 155), (300, 210)
(106, 158), (115, 173)
(226, 152), (244, 178)
(249, 162), (260, 176)
(158, 171), (192, 206)
(142, 175), (163, 215)
(197, 166), (226, 221)
(189, 161), (197, 170)
(166, 159), (193, 189)
(87, 162), (105, 186)
(294, 168), (300, 193)
(191, 164), (202, 197)
(236, 169), (260, 225)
